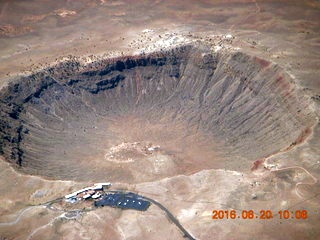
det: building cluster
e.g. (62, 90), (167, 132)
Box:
(64, 182), (111, 203)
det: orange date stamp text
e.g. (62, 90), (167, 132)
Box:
(212, 209), (308, 220)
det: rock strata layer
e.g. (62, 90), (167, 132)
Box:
(0, 44), (316, 182)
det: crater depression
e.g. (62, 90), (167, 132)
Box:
(0, 44), (315, 182)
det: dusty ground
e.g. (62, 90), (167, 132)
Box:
(0, 0), (320, 239)
(0, 152), (319, 239)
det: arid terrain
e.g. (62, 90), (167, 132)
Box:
(0, 1), (320, 239)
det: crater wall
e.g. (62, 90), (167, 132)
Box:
(0, 45), (316, 182)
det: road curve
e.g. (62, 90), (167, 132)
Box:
(1, 190), (196, 239)
(142, 195), (196, 240)
(107, 190), (196, 240)
(0, 206), (45, 226)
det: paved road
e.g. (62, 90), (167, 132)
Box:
(142, 195), (196, 240)
(108, 190), (196, 240)
(0, 190), (196, 240)
(0, 205), (45, 226)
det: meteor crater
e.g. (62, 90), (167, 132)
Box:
(0, 44), (315, 182)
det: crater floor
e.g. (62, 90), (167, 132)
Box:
(0, 1), (320, 239)
(0, 44), (315, 182)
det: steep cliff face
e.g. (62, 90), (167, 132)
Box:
(0, 44), (316, 182)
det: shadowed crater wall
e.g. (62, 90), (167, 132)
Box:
(0, 44), (316, 182)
